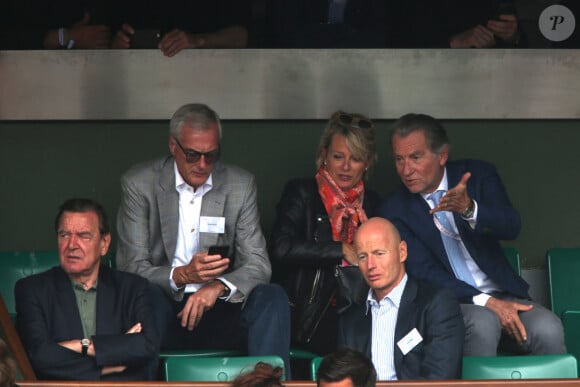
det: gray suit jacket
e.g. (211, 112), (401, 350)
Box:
(116, 156), (271, 302)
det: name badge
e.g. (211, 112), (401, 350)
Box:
(397, 328), (423, 355)
(199, 216), (225, 233)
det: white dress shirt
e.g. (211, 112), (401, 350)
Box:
(169, 163), (237, 299)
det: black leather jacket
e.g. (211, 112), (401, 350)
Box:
(269, 178), (380, 345)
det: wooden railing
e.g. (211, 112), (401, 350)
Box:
(15, 379), (580, 387)
(0, 294), (36, 380)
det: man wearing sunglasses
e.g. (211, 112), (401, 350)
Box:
(116, 103), (291, 377)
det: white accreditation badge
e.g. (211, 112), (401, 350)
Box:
(397, 328), (423, 355)
(199, 216), (225, 233)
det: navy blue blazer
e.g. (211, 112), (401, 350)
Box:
(15, 265), (159, 380)
(338, 276), (465, 380)
(378, 159), (529, 303)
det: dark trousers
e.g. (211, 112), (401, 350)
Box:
(151, 283), (292, 379)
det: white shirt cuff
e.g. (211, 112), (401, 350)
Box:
(217, 277), (237, 301)
(463, 199), (478, 229)
(473, 293), (491, 306)
(169, 267), (182, 292)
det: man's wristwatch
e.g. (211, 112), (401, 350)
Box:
(58, 27), (74, 49)
(219, 281), (231, 297)
(81, 338), (90, 355)
(461, 199), (475, 218)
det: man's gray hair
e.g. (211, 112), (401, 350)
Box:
(169, 103), (223, 140)
(390, 113), (449, 154)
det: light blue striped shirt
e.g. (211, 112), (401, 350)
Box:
(366, 274), (408, 381)
(421, 168), (501, 306)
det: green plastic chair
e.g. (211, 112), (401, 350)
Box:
(310, 356), (324, 381)
(161, 347), (312, 361)
(547, 248), (580, 317)
(164, 355), (285, 382)
(161, 347), (314, 361)
(503, 246), (521, 276)
(462, 354), (578, 379)
(160, 348), (242, 360)
(289, 347), (319, 360)
(547, 248), (580, 372)
(0, 251), (60, 320)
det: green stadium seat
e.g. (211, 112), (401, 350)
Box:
(310, 356), (323, 381)
(462, 354), (578, 379)
(160, 347), (314, 362)
(503, 246), (521, 276)
(164, 355), (285, 382)
(160, 348), (242, 360)
(0, 251), (60, 320)
(547, 247), (580, 372)
(289, 347), (319, 360)
(547, 248), (580, 317)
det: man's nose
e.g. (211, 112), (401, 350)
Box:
(198, 155), (208, 168)
(67, 235), (80, 249)
(401, 160), (413, 176)
(367, 254), (376, 269)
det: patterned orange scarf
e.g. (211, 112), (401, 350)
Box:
(316, 166), (368, 244)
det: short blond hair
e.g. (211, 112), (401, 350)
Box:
(316, 111), (377, 176)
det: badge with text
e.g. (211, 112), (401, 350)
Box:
(199, 216), (225, 233)
(397, 328), (423, 355)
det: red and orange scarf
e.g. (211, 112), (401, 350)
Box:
(316, 167), (368, 244)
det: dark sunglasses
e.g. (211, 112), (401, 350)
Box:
(337, 113), (373, 130)
(173, 137), (220, 164)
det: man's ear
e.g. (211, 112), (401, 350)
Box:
(438, 145), (449, 166)
(100, 233), (112, 256)
(169, 137), (177, 156)
(399, 240), (408, 263)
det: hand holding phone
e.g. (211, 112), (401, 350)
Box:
(208, 245), (235, 270)
(208, 245), (229, 257)
(131, 29), (161, 49)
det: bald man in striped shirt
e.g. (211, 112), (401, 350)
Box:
(338, 217), (464, 380)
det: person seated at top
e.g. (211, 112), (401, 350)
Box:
(445, 0), (523, 48)
(267, 0), (390, 48)
(0, 0), (111, 49)
(110, 0), (251, 57)
(391, 0), (524, 48)
(270, 111), (380, 356)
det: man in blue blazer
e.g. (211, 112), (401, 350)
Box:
(15, 198), (159, 380)
(378, 113), (565, 356)
(116, 103), (291, 375)
(338, 217), (464, 380)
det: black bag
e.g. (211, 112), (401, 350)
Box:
(290, 267), (336, 345)
(334, 265), (369, 313)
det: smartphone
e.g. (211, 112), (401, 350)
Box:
(208, 245), (235, 269)
(208, 245), (229, 257)
(131, 29), (161, 49)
